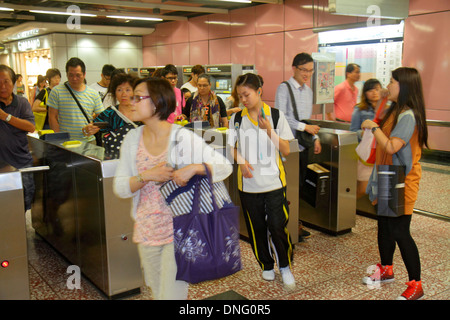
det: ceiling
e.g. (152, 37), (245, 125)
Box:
(0, 0), (282, 42)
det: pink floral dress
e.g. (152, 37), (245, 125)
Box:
(133, 136), (173, 246)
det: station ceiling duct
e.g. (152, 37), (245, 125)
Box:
(328, 0), (409, 19)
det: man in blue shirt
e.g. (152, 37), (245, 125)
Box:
(0, 65), (36, 210)
(275, 53), (322, 241)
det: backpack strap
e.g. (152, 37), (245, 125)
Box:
(270, 107), (280, 129)
(234, 107), (279, 129)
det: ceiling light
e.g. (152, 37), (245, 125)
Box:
(0, 7), (14, 11)
(29, 10), (97, 17)
(106, 15), (163, 21)
(218, 0), (252, 3)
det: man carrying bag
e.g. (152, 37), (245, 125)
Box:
(275, 53), (322, 241)
(47, 57), (104, 143)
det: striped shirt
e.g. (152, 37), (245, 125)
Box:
(47, 83), (104, 141)
(275, 77), (315, 150)
(275, 77), (313, 134)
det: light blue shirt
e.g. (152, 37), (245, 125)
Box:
(350, 104), (376, 142)
(275, 77), (316, 150)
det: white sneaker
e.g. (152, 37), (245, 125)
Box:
(280, 267), (296, 288)
(262, 269), (275, 281)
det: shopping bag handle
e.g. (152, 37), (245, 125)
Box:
(191, 163), (220, 216)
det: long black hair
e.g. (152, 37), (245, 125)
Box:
(358, 78), (381, 111)
(380, 67), (428, 148)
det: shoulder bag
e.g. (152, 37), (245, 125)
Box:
(102, 106), (138, 159)
(376, 140), (405, 217)
(283, 81), (314, 149)
(171, 163), (241, 283)
(64, 82), (102, 146)
(159, 127), (233, 216)
(33, 88), (48, 131)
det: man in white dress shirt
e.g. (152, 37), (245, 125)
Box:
(275, 52), (322, 241)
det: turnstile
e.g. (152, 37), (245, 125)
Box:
(0, 163), (30, 300)
(309, 120), (376, 216)
(299, 128), (358, 234)
(28, 137), (143, 299)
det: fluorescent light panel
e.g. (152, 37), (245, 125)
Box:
(29, 10), (97, 17)
(0, 7), (14, 11)
(106, 15), (163, 21)
(218, 0), (252, 3)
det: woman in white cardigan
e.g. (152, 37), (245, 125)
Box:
(113, 78), (232, 300)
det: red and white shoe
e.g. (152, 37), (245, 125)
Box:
(362, 264), (395, 285)
(396, 280), (424, 300)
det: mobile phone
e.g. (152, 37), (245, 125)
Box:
(93, 122), (109, 129)
(261, 107), (266, 119)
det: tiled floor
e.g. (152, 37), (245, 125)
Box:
(415, 162), (450, 218)
(26, 211), (449, 300)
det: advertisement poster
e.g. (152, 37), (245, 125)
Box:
(312, 52), (336, 104)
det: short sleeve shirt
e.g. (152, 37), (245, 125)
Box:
(227, 103), (294, 193)
(367, 109), (422, 215)
(0, 94), (35, 168)
(334, 80), (358, 122)
(47, 83), (104, 141)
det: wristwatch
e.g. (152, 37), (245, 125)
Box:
(5, 114), (12, 122)
(371, 126), (379, 134)
(136, 173), (145, 183)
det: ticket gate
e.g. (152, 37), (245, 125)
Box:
(0, 163), (30, 300)
(299, 128), (358, 234)
(28, 136), (143, 299)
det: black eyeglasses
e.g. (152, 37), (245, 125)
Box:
(295, 66), (314, 74)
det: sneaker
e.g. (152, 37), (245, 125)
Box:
(262, 269), (275, 281)
(280, 267), (296, 288)
(298, 221), (311, 239)
(362, 264), (395, 285)
(299, 228), (311, 239)
(396, 280), (424, 300)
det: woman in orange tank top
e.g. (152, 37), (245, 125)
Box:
(360, 67), (428, 300)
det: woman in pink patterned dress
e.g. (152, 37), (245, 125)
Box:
(113, 78), (232, 300)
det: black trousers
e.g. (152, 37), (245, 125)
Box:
(378, 215), (421, 281)
(239, 187), (293, 270)
(21, 164), (35, 211)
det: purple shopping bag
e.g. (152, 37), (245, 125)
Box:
(172, 165), (241, 284)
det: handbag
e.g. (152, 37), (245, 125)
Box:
(171, 164), (241, 284)
(376, 144), (405, 217)
(355, 128), (375, 164)
(159, 127), (232, 216)
(64, 82), (102, 146)
(357, 97), (388, 164)
(102, 106), (138, 159)
(283, 81), (315, 149)
(33, 88), (48, 131)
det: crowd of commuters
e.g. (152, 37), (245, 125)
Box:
(0, 52), (428, 301)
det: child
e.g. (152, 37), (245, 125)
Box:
(227, 73), (296, 288)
